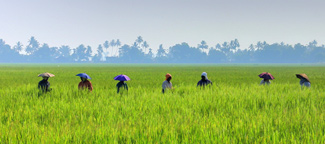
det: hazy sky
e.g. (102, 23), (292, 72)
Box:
(1, 0), (324, 51)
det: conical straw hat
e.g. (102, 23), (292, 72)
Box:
(296, 74), (310, 83)
(38, 72), (55, 77)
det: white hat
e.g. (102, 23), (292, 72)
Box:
(38, 72), (55, 77)
(201, 72), (208, 79)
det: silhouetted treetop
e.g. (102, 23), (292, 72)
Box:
(0, 36), (324, 63)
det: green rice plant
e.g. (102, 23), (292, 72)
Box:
(0, 64), (324, 143)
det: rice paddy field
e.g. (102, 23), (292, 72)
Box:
(0, 64), (324, 143)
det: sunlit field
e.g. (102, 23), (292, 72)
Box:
(0, 64), (324, 143)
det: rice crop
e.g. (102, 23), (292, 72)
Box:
(0, 64), (324, 143)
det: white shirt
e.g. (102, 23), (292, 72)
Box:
(162, 80), (172, 90)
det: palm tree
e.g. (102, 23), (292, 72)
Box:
(59, 45), (71, 57)
(103, 40), (109, 57)
(221, 42), (229, 54)
(110, 39), (116, 47)
(198, 40), (208, 54)
(136, 36), (143, 46)
(142, 41), (149, 53)
(215, 44), (221, 50)
(110, 39), (116, 57)
(94, 44), (105, 62)
(249, 44), (255, 51)
(73, 44), (87, 61)
(26, 36), (40, 55)
(13, 41), (23, 53)
(230, 39), (240, 52)
(157, 44), (166, 57)
(256, 41), (267, 50)
(198, 40), (208, 49)
(147, 48), (153, 58)
(85, 46), (93, 62)
(115, 39), (121, 56)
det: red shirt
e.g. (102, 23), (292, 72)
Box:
(78, 80), (93, 91)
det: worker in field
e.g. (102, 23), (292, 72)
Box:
(38, 72), (54, 93)
(76, 73), (93, 92)
(114, 74), (130, 94)
(258, 72), (274, 85)
(260, 79), (271, 85)
(296, 74), (311, 88)
(162, 73), (173, 93)
(197, 72), (212, 87)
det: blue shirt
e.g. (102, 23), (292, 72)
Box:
(300, 79), (311, 87)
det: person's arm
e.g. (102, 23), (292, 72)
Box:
(88, 82), (93, 92)
(299, 79), (304, 86)
(162, 82), (166, 93)
(78, 82), (82, 90)
(117, 85), (120, 93)
(46, 82), (51, 92)
(125, 84), (128, 91)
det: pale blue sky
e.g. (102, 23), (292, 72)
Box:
(0, 0), (324, 51)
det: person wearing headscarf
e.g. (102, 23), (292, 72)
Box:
(38, 76), (51, 93)
(78, 77), (93, 92)
(117, 81), (128, 94)
(197, 72), (212, 87)
(162, 73), (173, 93)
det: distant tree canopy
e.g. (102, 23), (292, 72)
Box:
(0, 36), (324, 63)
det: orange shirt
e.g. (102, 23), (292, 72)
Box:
(78, 80), (93, 91)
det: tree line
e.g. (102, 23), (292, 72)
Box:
(0, 36), (324, 63)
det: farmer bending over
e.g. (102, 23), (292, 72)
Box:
(162, 73), (173, 93)
(197, 72), (212, 88)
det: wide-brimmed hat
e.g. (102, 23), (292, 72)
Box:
(259, 72), (274, 80)
(38, 72), (55, 78)
(76, 73), (92, 79)
(114, 74), (130, 81)
(296, 74), (310, 83)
